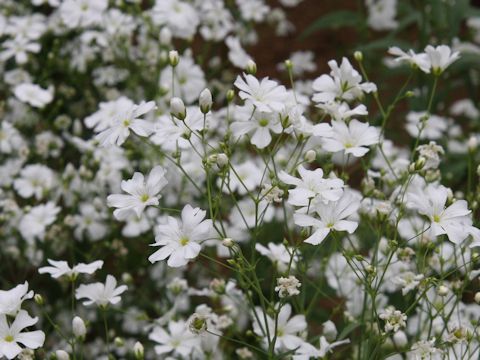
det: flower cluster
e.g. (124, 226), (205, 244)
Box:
(1, 0), (480, 359)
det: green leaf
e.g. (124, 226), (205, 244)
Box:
(301, 10), (362, 38)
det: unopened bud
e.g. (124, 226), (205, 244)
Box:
(322, 320), (338, 342)
(222, 238), (234, 248)
(199, 88), (212, 114)
(405, 91), (415, 98)
(245, 59), (257, 75)
(34, 294), (44, 306)
(170, 97), (186, 120)
(393, 330), (408, 347)
(168, 50), (179, 67)
(114, 337), (124, 347)
(468, 136), (478, 151)
(216, 153), (228, 167)
(305, 150), (316, 163)
(55, 350), (70, 360)
(437, 285), (449, 296)
(284, 59), (293, 70)
(134, 342), (144, 359)
(354, 51), (363, 62)
(226, 89), (235, 103)
(72, 316), (87, 339)
(475, 292), (480, 304)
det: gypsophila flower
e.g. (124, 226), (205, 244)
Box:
(275, 276), (301, 298)
(234, 73), (288, 113)
(0, 283), (33, 316)
(38, 259), (103, 280)
(0, 310), (45, 360)
(107, 166), (167, 220)
(75, 275), (127, 308)
(149, 204), (213, 267)
(379, 306), (407, 333)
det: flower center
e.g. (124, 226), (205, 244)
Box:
(140, 193), (149, 202)
(4, 335), (14, 342)
(123, 119), (131, 127)
(433, 214), (441, 223)
(258, 118), (269, 127)
(180, 236), (189, 246)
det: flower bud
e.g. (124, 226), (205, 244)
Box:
(393, 330), (408, 347)
(245, 59), (257, 75)
(114, 337), (124, 347)
(199, 88), (212, 114)
(170, 97), (186, 120)
(168, 50), (179, 67)
(305, 150), (316, 163)
(284, 59), (293, 70)
(222, 238), (234, 248)
(437, 285), (449, 296)
(468, 136), (478, 151)
(475, 292), (480, 304)
(354, 51), (363, 62)
(133, 342), (144, 359)
(226, 89), (235, 103)
(72, 316), (87, 339)
(216, 153), (228, 167)
(34, 294), (44, 306)
(55, 350), (70, 360)
(322, 320), (338, 342)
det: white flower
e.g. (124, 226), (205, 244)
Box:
(425, 45), (460, 75)
(407, 181), (480, 245)
(0, 310), (45, 359)
(275, 276), (301, 298)
(234, 73), (288, 113)
(95, 100), (156, 146)
(0, 122), (23, 154)
(151, 108), (205, 151)
(293, 336), (350, 359)
(13, 164), (56, 200)
(294, 191), (360, 245)
(0, 37), (40, 64)
(388, 47), (431, 73)
(151, 0), (199, 39)
(278, 165), (344, 207)
(14, 83), (53, 108)
(379, 306), (407, 333)
(315, 102), (368, 121)
(19, 202), (60, 242)
(39, 259), (103, 279)
(312, 58), (377, 104)
(409, 339), (441, 359)
(75, 275), (128, 307)
(252, 303), (307, 352)
(231, 109), (283, 149)
(0, 283), (33, 316)
(149, 320), (201, 357)
(149, 204), (213, 267)
(366, 0), (398, 31)
(226, 36), (251, 69)
(71, 203), (108, 241)
(84, 97), (134, 133)
(107, 166), (168, 220)
(405, 111), (448, 140)
(320, 119), (379, 157)
(60, 0), (108, 28)
(255, 243), (297, 272)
